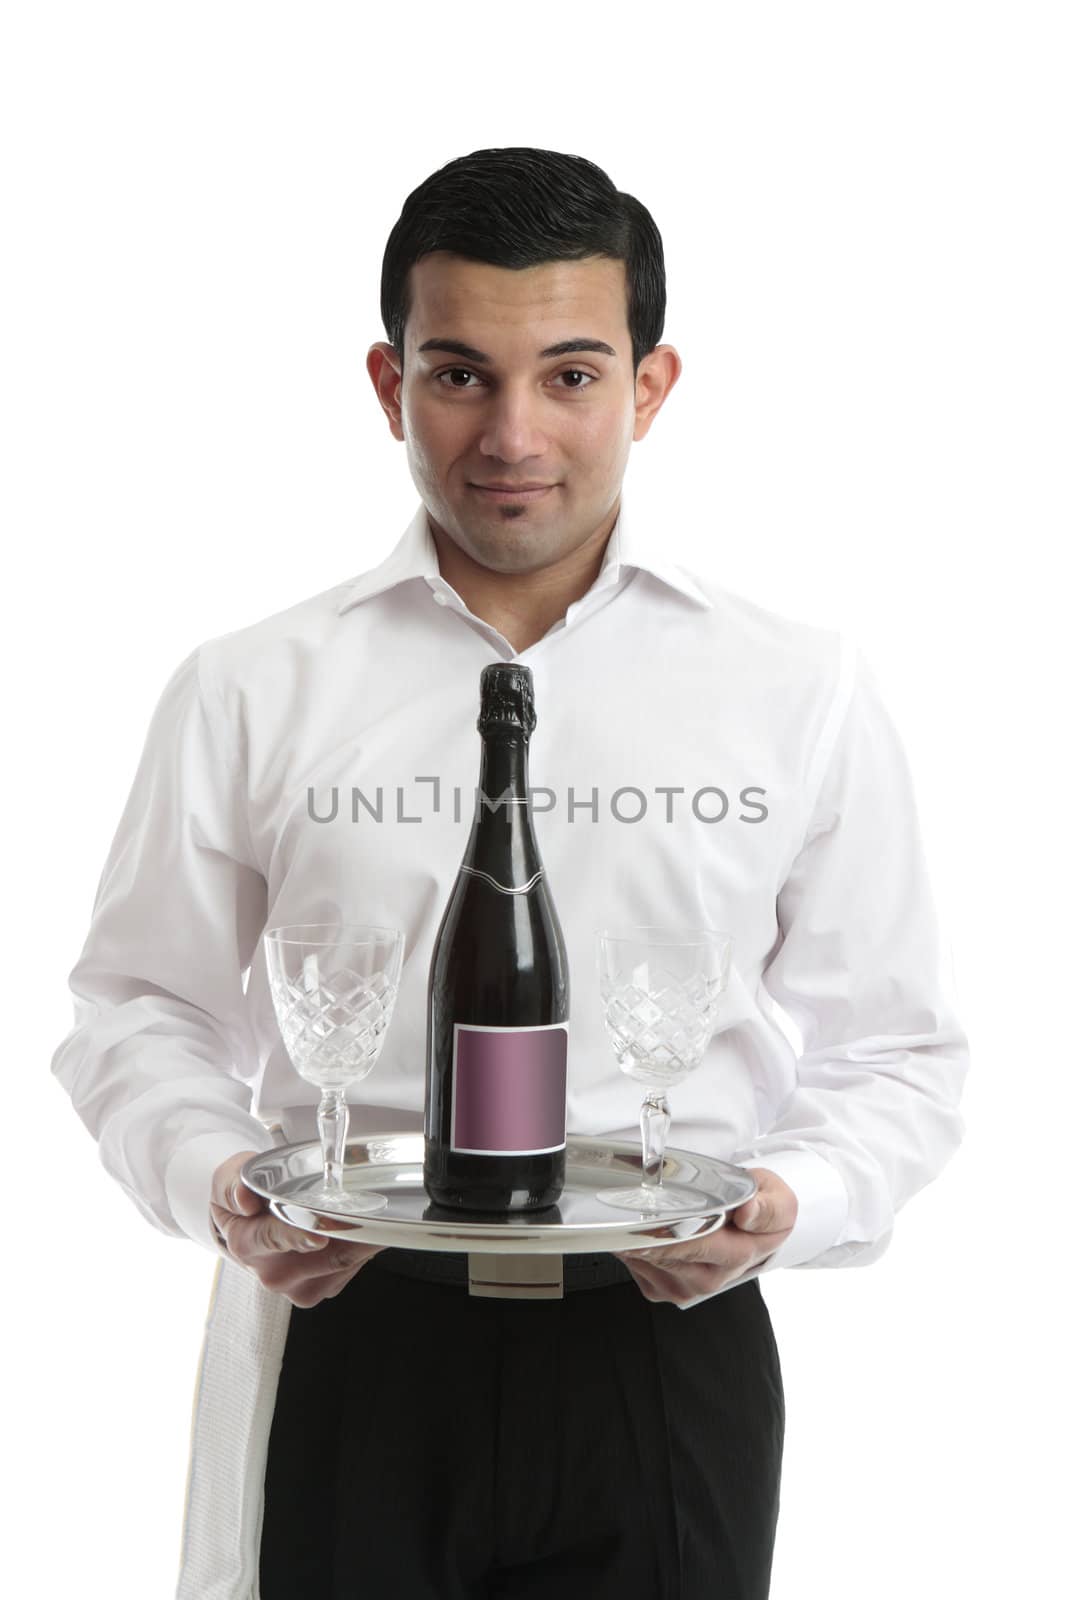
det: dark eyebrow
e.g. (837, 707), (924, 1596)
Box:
(416, 337), (617, 364)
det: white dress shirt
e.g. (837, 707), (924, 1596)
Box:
(51, 494), (969, 1308)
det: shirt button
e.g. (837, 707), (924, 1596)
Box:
(432, 591), (448, 606)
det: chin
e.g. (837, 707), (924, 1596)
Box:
(472, 545), (541, 574)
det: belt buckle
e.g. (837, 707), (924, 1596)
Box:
(468, 1252), (564, 1300)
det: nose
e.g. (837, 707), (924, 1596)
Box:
(476, 385), (551, 465)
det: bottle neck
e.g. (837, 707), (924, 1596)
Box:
(478, 734), (530, 804)
(462, 732), (540, 880)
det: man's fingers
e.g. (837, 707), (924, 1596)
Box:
(251, 1240), (383, 1302)
(291, 1241), (383, 1281)
(733, 1169), (798, 1234)
(211, 1150), (267, 1216)
(255, 1212), (329, 1257)
(619, 1216), (793, 1273)
(623, 1251), (738, 1304)
(228, 1181), (265, 1216)
(619, 1230), (749, 1272)
(284, 1259), (378, 1308)
(222, 1209), (324, 1260)
(223, 1209), (385, 1274)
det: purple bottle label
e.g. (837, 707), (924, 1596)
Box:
(451, 1021), (569, 1155)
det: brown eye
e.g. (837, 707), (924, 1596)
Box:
(438, 368), (480, 389)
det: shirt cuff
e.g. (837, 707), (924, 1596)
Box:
(665, 1147), (853, 1311)
(734, 1147), (851, 1270)
(164, 1130), (275, 1256)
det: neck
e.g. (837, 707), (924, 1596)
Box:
(428, 503), (618, 652)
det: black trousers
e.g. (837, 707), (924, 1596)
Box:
(259, 1252), (785, 1599)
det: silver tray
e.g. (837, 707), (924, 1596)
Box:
(241, 1132), (756, 1256)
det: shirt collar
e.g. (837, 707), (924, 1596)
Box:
(336, 494), (713, 615)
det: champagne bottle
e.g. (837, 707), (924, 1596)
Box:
(424, 663), (569, 1212)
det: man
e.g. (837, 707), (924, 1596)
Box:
(52, 147), (968, 1599)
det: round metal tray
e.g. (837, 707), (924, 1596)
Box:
(241, 1132), (757, 1255)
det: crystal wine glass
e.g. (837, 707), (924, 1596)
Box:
(596, 924), (732, 1213)
(264, 923), (405, 1213)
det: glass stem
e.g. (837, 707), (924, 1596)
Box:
(640, 1091), (670, 1189)
(318, 1087), (349, 1193)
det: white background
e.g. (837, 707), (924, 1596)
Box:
(4, 2), (1063, 1595)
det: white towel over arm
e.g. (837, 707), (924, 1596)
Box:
(51, 644), (276, 1255)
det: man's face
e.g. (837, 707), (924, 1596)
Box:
(368, 251), (677, 577)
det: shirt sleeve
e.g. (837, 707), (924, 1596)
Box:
(673, 636), (970, 1311)
(50, 644), (277, 1255)
(741, 634), (969, 1273)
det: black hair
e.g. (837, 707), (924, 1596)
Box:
(380, 146), (666, 382)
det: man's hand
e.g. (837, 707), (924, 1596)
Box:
(614, 1167), (798, 1306)
(209, 1150), (385, 1308)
